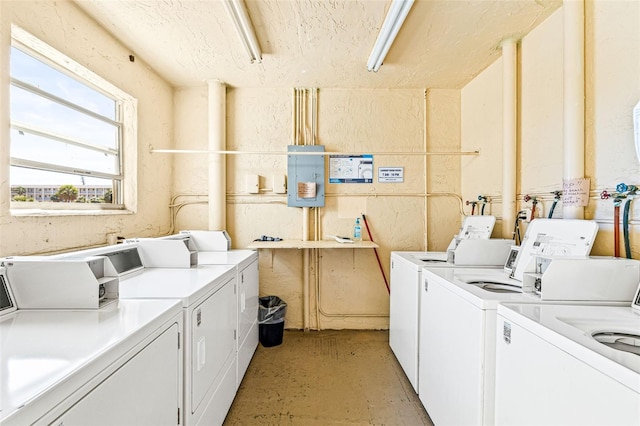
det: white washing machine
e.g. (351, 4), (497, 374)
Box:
(417, 219), (638, 425)
(418, 262), (639, 426)
(389, 215), (508, 393)
(495, 298), (640, 425)
(389, 251), (506, 393)
(0, 266), (184, 425)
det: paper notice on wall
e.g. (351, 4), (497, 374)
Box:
(297, 182), (317, 198)
(562, 177), (590, 207)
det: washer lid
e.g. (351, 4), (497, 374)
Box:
(511, 219), (599, 282)
(458, 215), (495, 239)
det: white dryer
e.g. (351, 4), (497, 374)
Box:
(104, 247), (238, 426)
(196, 249), (259, 389)
(495, 296), (640, 425)
(0, 266), (184, 425)
(128, 232), (259, 382)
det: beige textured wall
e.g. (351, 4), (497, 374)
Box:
(586, 0), (640, 257)
(173, 87), (434, 329)
(173, 86), (209, 232)
(461, 59), (504, 234)
(317, 89), (426, 329)
(461, 1), (640, 256)
(426, 89), (463, 250)
(0, 0), (174, 256)
(519, 9), (564, 195)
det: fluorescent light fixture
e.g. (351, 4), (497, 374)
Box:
(224, 0), (262, 63)
(367, 0), (415, 72)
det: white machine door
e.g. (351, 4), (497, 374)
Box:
(53, 322), (180, 425)
(238, 259), (258, 346)
(495, 317), (640, 425)
(389, 255), (420, 393)
(418, 274), (485, 425)
(191, 277), (236, 414)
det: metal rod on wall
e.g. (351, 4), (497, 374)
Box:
(149, 146), (480, 156)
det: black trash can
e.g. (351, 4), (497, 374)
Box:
(258, 296), (287, 347)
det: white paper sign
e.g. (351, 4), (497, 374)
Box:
(378, 167), (404, 183)
(562, 177), (591, 207)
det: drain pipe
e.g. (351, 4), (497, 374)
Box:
(208, 81), (226, 230)
(563, 0), (586, 219)
(502, 39), (517, 238)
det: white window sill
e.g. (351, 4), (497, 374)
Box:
(11, 205), (133, 217)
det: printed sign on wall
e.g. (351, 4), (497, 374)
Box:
(329, 155), (373, 183)
(378, 167), (404, 183)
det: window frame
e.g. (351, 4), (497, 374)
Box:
(9, 25), (137, 215)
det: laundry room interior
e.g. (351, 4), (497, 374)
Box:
(0, 0), (639, 425)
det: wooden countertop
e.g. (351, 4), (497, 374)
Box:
(247, 239), (379, 249)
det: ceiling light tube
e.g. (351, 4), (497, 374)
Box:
(224, 0), (262, 63)
(367, 0), (415, 72)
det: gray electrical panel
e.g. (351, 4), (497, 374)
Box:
(287, 145), (325, 207)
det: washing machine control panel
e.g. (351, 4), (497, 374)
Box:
(0, 267), (17, 317)
(632, 281), (640, 313)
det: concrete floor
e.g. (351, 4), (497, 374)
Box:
(224, 330), (433, 425)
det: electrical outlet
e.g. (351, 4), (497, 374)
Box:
(273, 174), (287, 194)
(246, 174), (259, 194)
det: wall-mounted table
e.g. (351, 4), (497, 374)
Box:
(247, 239), (379, 331)
(247, 239), (378, 250)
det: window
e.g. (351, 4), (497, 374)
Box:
(9, 26), (136, 211)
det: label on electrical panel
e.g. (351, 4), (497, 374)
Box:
(378, 167), (404, 183)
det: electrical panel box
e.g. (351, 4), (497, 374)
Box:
(287, 145), (325, 207)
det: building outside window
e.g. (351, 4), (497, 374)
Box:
(9, 26), (136, 211)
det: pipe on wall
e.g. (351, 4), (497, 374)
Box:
(501, 39), (517, 238)
(295, 88), (316, 331)
(424, 89), (429, 250)
(207, 81), (227, 230)
(563, 0), (586, 219)
(302, 206), (310, 330)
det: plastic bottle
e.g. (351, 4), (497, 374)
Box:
(353, 217), (362, 241)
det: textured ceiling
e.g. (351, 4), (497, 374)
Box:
(74, 0), (562, 89)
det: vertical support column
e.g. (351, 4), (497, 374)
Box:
(563, 0), (585, 219)
(208, 81), (226, 230)
(502, 39), (517, 238)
